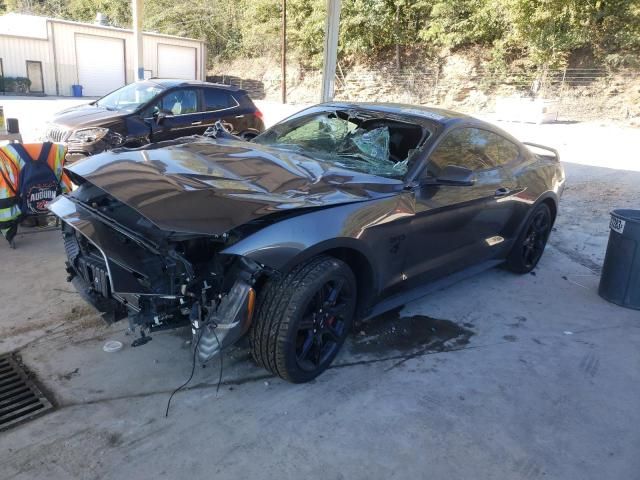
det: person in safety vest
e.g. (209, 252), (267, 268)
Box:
(0, 142), (71, 246)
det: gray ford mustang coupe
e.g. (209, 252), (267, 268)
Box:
(49, 102), (565, 382)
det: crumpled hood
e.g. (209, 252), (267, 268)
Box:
(52, 103), (126, 128)
(63, 137), (404, 235)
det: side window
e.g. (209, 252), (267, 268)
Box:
(203, 89), (234, 111)
(427, 127), (519, 175)
(160, 88), (200, 115)
(484, 132), (520, 166)
(141, 101), (160, 118)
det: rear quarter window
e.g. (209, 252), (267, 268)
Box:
(204, 89), (236, 111)
(429, 127), (520, 174)
(484, 132), (520, 166)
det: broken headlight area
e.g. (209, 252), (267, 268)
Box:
(67, 127), (124, 147)
(61, 218), (265, 359)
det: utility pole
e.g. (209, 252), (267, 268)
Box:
(132, 0), (144, 81)
(321, 0), (341, 102)
(394, 3), (401, 71)
(281, 0), (287, 104)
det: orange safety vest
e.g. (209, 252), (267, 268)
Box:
(0, 143), (71, 242)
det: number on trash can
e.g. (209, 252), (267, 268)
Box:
(610, 216), (625, 234)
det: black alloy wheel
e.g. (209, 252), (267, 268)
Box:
(250, 255), (357, 383)
(506, 203), (553, 273)
(295, 278), (352, 372)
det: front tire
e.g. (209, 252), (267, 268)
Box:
(249, 255), (356, 383)
(505, 203), (553, 273)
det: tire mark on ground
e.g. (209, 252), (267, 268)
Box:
(579, 351), (600, 378)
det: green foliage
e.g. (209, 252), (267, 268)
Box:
(3, 0), (639, 69)
(287, 0), (326, 66)
(65, 0), (131, 27)
(2, 76), (31, 93)
(501, 0), (640, 66)
(4, 0), (129, 26)
(421, 0), (505, 49)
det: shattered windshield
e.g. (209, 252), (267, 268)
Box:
(253, 110), (426, 178)
(96, 82), (164, 112)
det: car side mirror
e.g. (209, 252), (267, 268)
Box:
(422, 165), (476, 187)
(155, 110), (173, 124)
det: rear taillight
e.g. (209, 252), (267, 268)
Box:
(254, 110), (264, 120)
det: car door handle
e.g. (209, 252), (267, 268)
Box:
(235, 115), (244, 118)
(191, 121), (203, 125)
(494, 187), (512, 197)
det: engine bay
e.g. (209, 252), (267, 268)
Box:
(59, 183), (265, 355)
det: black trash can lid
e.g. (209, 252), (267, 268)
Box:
(611, 209), (640, 223)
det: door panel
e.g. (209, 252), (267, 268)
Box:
(404, 171), (516, 284)
(200, 88), (244, 134)
(26, 61), (44, 93)
(398, 127), (520, 293)
(155, 113), (205, 141)
(148, 88), (204, 142)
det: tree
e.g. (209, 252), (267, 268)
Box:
(2, 0), (638, 69)
(66, 0), (131, 27)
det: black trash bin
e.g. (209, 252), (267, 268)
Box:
(6, 118), (19, 134)
(599, 209), (640, 310)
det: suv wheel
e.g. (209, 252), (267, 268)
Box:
(249, 255), (356, 383)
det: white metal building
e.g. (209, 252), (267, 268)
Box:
(0, 13), (206, 97)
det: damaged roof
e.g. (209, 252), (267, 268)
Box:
(319, 102), (472, 125)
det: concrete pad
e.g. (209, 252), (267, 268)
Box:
(1, 241), (639, 479)
(0, 96), (93, 142)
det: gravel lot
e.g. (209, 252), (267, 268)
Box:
(0, 97), (638, 480)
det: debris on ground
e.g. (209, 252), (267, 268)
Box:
(103, 341), (123, 353)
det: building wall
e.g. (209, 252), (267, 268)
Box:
(0, 34), (56, 94)
(51, 21), (132, 96)
(143, 35), (206, 80)
(51, 21), (205, 96)
(0, 14), (205, 97)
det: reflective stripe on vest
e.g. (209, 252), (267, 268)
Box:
(0, 146), (21, 238)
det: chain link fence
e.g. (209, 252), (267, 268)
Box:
(1, 58), (636, 121)
(211, 64), (640, 122)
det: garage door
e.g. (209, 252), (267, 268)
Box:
(157, 44), (196, 79)
(76, 35), (125, 97)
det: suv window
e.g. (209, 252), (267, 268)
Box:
(140, 88), (201, 118)
(203, 89), (235, 111)
(159, 88), (200, 115)
(428, 127), (519, 174)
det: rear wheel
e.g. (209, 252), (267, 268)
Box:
(249, 255), (356, 383)
(505, 203), (553, 273)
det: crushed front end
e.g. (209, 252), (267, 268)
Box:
(50, 184), (264, 361)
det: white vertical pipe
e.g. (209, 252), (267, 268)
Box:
(321, 0), (341, 102)
(132, 0), (144, 81)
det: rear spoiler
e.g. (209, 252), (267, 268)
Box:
(522, 142), (560, 162)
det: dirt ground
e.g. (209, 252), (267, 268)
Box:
(0, 99), (639, 479)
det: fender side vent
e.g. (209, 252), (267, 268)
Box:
(0, 353), (54, 432)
